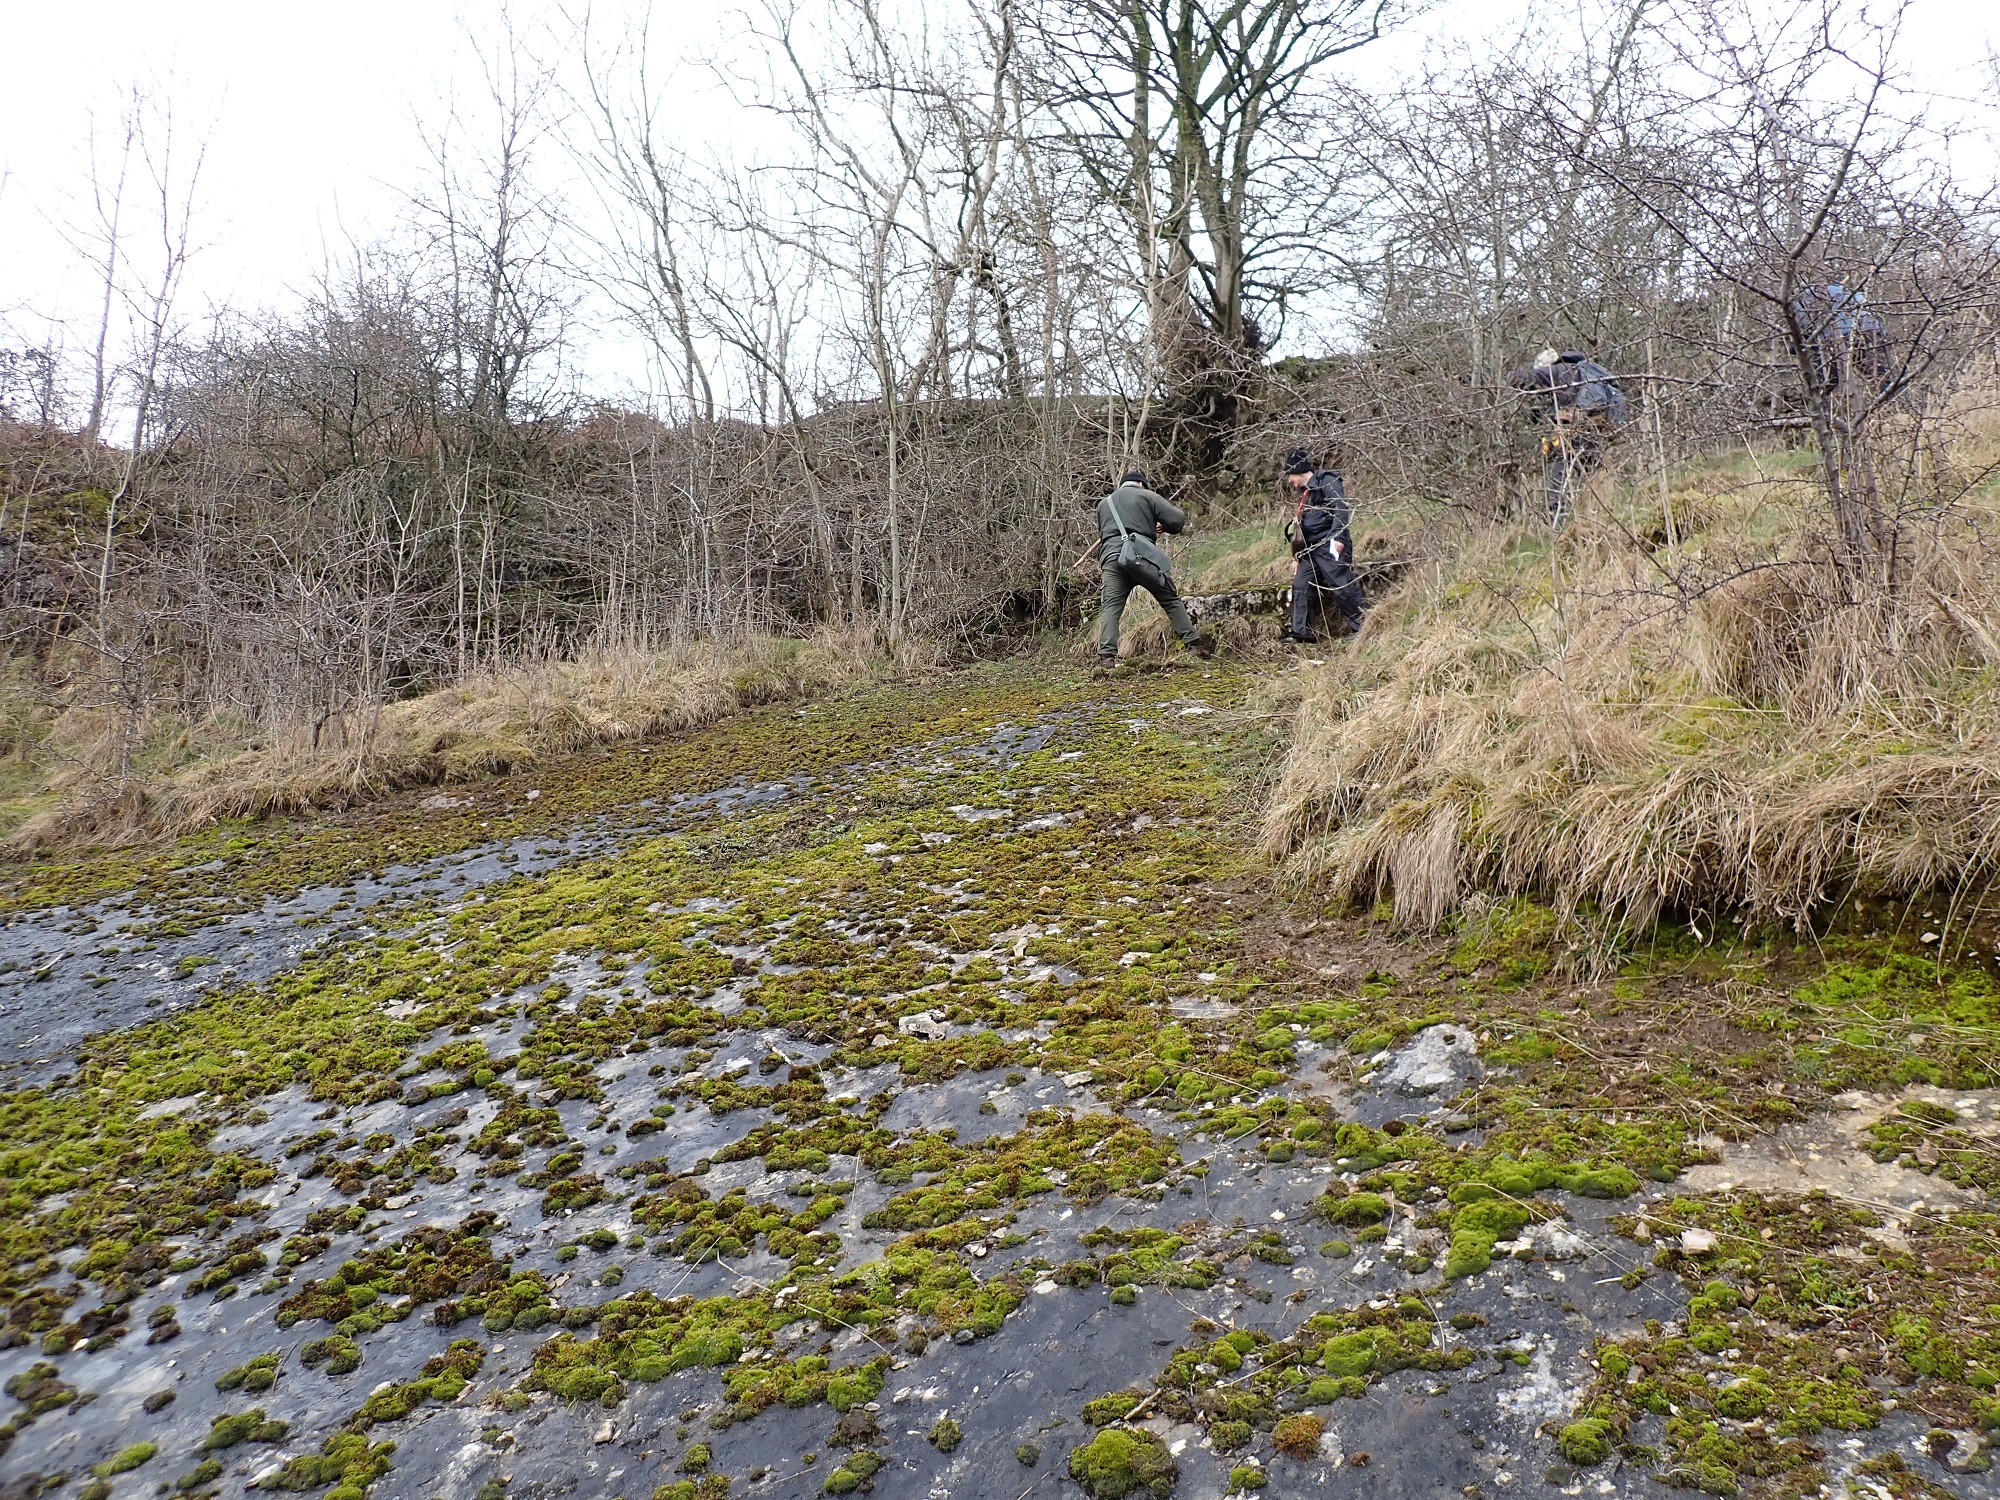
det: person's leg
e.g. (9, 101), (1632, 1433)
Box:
(1142, 568), (1200, 645)
(1574, 430), (1605, 480)
(1287, 554), (1319, 641)
(1096, 563), (1133, 658)
(1306, 549), (1344, 635)
(1328, 556), (1366, 633)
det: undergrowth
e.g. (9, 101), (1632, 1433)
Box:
(0, 629), (917, 854)
(1260, 426), (2000, 941)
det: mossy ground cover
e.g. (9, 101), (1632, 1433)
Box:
(0, 648), (1993, 1497)
(1569, 1192), (2000, 1493)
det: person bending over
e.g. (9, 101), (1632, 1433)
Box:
(1506, 348), (1630, 524)
(1093, 469), (1211, 668)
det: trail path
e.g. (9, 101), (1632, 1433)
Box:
(0, 661), (1991, 1500)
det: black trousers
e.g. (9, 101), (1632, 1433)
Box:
(1290, 545), (1364, 640)
(1097, 559), (1198, 656)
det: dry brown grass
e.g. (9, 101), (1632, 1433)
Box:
(4, 629), (914, 852)
(1261, 428), (2000, 936)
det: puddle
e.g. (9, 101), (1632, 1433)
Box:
(1679, 1083), (1999, 1215)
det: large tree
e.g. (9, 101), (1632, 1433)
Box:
(1025, 0), (1392, 482)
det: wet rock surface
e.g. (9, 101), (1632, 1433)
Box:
(1, 664), (1994, 1500)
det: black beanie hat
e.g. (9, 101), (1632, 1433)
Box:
(1121, 469), (1148, 486)
(1284, 449), (1313, 476)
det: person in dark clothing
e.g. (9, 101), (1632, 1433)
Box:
(1792, 283), (1894, 395)
(1279, 450), (1365, 644)
(1093, 470), (1211, 666)
(1507, 348), (1631, 524)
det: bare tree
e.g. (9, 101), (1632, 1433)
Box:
(1568, 0), (2000, 588)
(1022, 0), (1391, 481)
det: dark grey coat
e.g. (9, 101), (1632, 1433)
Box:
(1096, 483), (1187, 576)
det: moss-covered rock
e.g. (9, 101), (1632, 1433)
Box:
(1069, 1428), (1178, 1499)
(1558, 1418), (1614, 1466)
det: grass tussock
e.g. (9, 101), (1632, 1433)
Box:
(4, 629), (916, 852)
(1261, 429), (2000, 936)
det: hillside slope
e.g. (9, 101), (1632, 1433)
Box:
(1263, 431), (2000, 948)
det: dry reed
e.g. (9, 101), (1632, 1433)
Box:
(6, 629), (912, 852)
(1261, 445), (2000, 936)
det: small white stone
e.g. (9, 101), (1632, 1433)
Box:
(1680, 1228), (1717, 1254)
(526, 789), (541, 801)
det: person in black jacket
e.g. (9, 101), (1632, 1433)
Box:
(1507, 348), (1630, 524)
(1279, 450), (1365, 644)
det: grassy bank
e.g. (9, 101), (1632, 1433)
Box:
(1260, 425), (2000, 943)
(0, 631), (917, 855)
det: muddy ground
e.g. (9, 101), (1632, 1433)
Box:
(0, 658), (1994, 1500)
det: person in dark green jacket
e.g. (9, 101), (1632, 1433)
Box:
(1093, 469), (1210, 665)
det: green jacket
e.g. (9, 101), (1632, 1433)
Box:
(1096, 483), (1186, 576)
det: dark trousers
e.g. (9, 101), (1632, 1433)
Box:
(1542, 418), (1610, 524)
(1097, 560), (1198, 657)
(1290, 545), (1364, 640)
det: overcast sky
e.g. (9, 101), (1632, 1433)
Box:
(3, 0), (1994, 397)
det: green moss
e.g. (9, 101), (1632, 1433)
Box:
(258, 1431), (395, 1494)
(93, 1441), (157, 1476)
(216, 1351), (282, 1392)
(1320, 1191), (1389, 1226)
(822, 1451), (882, 1494)
(1558, 1418), (1613, 1465)
(1442, 1195), (1532, 1279)
(208, 1408), (291, 1448)
(1322, 1334), (1376, 1378)
(1080, 1392), (1144, 1424)
(1068, 1428), (1178, 1499)
(1713, 1381), (1771, 1420)
(1225, 1466), (1267, 1491)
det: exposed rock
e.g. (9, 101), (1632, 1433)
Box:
(898, 1010), (951, 1041)
(1381, 1024), (1482, 1099)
